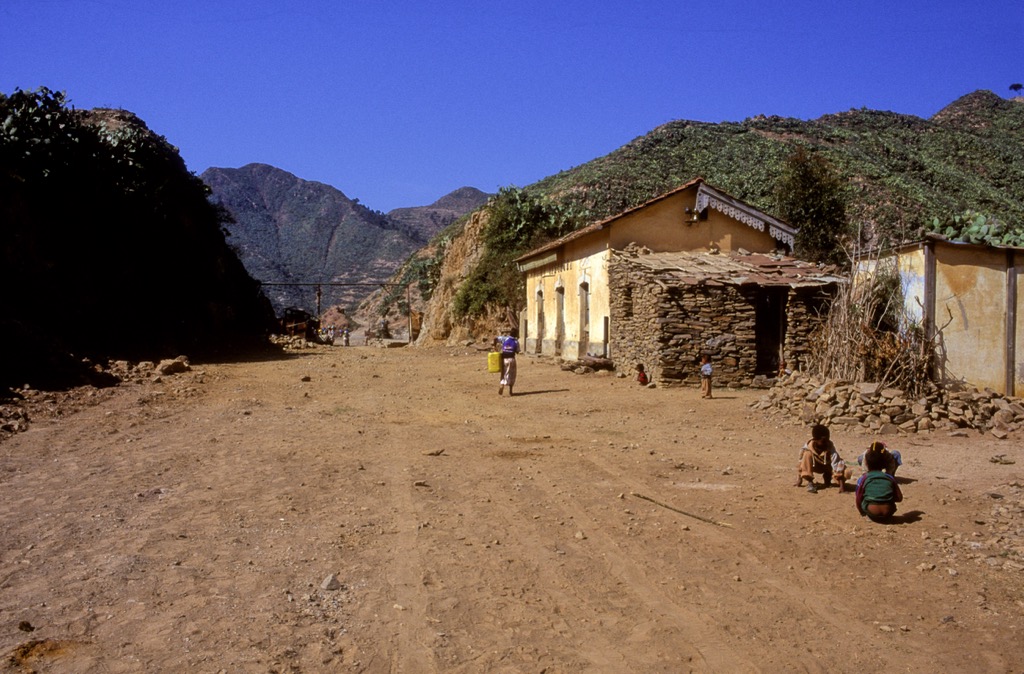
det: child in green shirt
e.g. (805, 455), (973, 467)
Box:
(855, 441), (904, 521)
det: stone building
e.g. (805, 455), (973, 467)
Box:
(514, 178), (842, 387)
(610, 246), (841, 387)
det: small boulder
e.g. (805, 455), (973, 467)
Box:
(156, 356), (191, 375)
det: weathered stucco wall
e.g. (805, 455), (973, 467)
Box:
(870, 240), (1024, 396)
(1017, 264), (1024, 393)
(898, 247), (927, 326)
(607, 187), (778, 254)
(523, 234), (611, 358)
(933, 242), (1008, 392)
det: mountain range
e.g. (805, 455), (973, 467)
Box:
(201, 163), (488, 314)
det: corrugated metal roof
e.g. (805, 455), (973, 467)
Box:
(617, 249), (844, 288)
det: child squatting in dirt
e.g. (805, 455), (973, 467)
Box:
(795, 424), (852, 493)
(855, 441), (905, 521)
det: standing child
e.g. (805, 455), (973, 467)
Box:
(855, 442), (904, 521)
(636, 364), (649, 386)
(699, 354), (713, 399)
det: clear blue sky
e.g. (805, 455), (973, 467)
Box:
(3, 1), (1022, 212)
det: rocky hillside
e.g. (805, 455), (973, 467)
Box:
(413, 90), (1024, 344)
(0, 89), (276, 391)
(202, 164), (487, 313)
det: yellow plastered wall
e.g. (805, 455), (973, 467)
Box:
(524, 232), (611, 358)
(522, 183), (787, 360)
(607, 188), (779, 254)
(1016, 265), (1024, 394)
(933, 242), (1007, 391)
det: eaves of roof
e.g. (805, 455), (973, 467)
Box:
(860, 233), (1024, 258)
(514, 177), (799, 266)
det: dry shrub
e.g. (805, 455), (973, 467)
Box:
(805, 256), (934, 396)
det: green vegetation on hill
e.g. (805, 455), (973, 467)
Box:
(452, 187), (589, 318)
(445, 90), (1024, 321)
(533, 91), (1024, 243)
(0, 88), (275, 389)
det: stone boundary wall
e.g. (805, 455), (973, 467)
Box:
(753, 372), (1024, 439)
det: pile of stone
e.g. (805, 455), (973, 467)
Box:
(270, 334), (322, 350)
(752, 371), (1024, 438)
(0, 356), (195, 443)
(103, 356), (191, 382)
(560, 356), (615, 375)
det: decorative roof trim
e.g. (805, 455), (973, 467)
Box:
(515, 178), (800, 267)
(694, 183), (796, 249)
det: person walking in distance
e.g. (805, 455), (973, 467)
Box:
(497, 328), (520, 397)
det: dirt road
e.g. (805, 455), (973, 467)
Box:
(2, 344), (1023, 673)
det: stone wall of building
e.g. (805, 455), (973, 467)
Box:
(608, 256), (664, 381)
(609, 255), (835, 389)
(782, 287), (831, 374)
(609, 256), (759, 388)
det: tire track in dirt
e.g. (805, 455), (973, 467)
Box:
(4, 347), (1024, 673)
(493, 445), (759, 672)
(569, 442), (894, 672)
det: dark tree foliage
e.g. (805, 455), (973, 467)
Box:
(0, 88), (276, 389)
(774, 147), (849, 264)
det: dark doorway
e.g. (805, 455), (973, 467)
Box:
(535, 290), (545, 355)
(755, 288), (788, 375)
(555, 287), (565, 357)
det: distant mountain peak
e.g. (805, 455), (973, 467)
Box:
(931, 89), (1018, 127)
(201, 166), (488, 314)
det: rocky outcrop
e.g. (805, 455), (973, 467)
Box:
(753, 372), (1024, 438)
(416, 209), (501, 345)
(203, 165), (488, 316)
